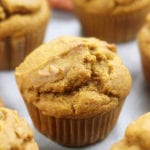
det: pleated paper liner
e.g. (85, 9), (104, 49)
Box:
(139, 41), (150, 84)
(74, 4), (150, 43)
(25, 99), (124, 147)
(0, 24), (46, 70)
(141, 56), (150, 84)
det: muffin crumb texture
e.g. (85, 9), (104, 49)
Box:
(0, 6), (6, 20)
(115, 0), (135, 5)
(73, 0), (150, 14)
(16, 37), (131, 118)
(0, 0), (41, 15)
(111, 113), (150, 150)
(0, 108), (38, 150)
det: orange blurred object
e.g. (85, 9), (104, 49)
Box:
(0, 98), (4, 107)
(49, 0), (73, 11)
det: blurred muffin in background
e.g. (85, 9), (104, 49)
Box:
(48, 0), (73, 11)
(72, 0), (150, 43)
(0, 107), (39, 150)
(15, 36), (132, 147)
(110, 112), (150, 150)
(138, 14), (150, 84)
(0, 0), (50, 70)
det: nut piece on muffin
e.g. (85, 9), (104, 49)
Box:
(138, 14), (150, 84)
(0, 0), (50, 70)
(15, 36), (132, 147)
(110, 112), (150, 150)
(72, 0), (150, 43)
(0, 107), (39, 150)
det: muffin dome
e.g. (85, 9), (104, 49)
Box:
(16, 36), (131, 118)
(73, 0), (150, 14)
(0, 107), (38, 150)
(0, 0), (45, 38)
(111, 113), (150, 150)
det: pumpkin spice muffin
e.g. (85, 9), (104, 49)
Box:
(0, 0), (50, 70)
(15, 36), (132, 147)
(73, 0), (150, 43)
(110, 112), (150, 150)
(0, 107), (39, 150)
(138, 14), (150, 83)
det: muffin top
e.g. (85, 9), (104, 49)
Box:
(0, 0), (41, 15)
(0, 0), (50, 38)
(111, 113), (150, 150)
(73, 0), (150, 15)
(15, 36), (131, 118)
(0, 107), (38, 150)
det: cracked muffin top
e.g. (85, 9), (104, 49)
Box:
(111, 113), (150, 150)
(0, 0), (50, 38)
(0, 107), (38, 150)
(15, 37), (132, 118)
(73, 0), (150, 15)
(0, 0), (41, 16)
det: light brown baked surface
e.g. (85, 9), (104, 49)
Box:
(0, 0), (50, 38)
(111, 112), (150, 150)
(1, 0), (41, 14)
(15, 37), (131, 118)
(73, 0), (150, 15)
(0, 107), (38, 150)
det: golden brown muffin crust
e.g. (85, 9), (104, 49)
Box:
(0, 107), (38, 150)
(15, 37), (131, 118)
(111, 113), (150, 150)
(0, 0), (50, 38)
(115, 0), (135, 5)
(0, 0), (41, 14)
(73, 0), (150, 15)
(0, 6), (6, 20)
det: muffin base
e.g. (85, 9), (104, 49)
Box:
(25, 100), (124, 147)
(139, 43), (150, 84)
(141, 55), (150, 84)
(0, 25), (46, 70)
(74, 5), (150, 43)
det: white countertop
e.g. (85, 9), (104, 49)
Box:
(0, 10), (150, 150)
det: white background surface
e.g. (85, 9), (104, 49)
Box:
(0, 10), (150, 150)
